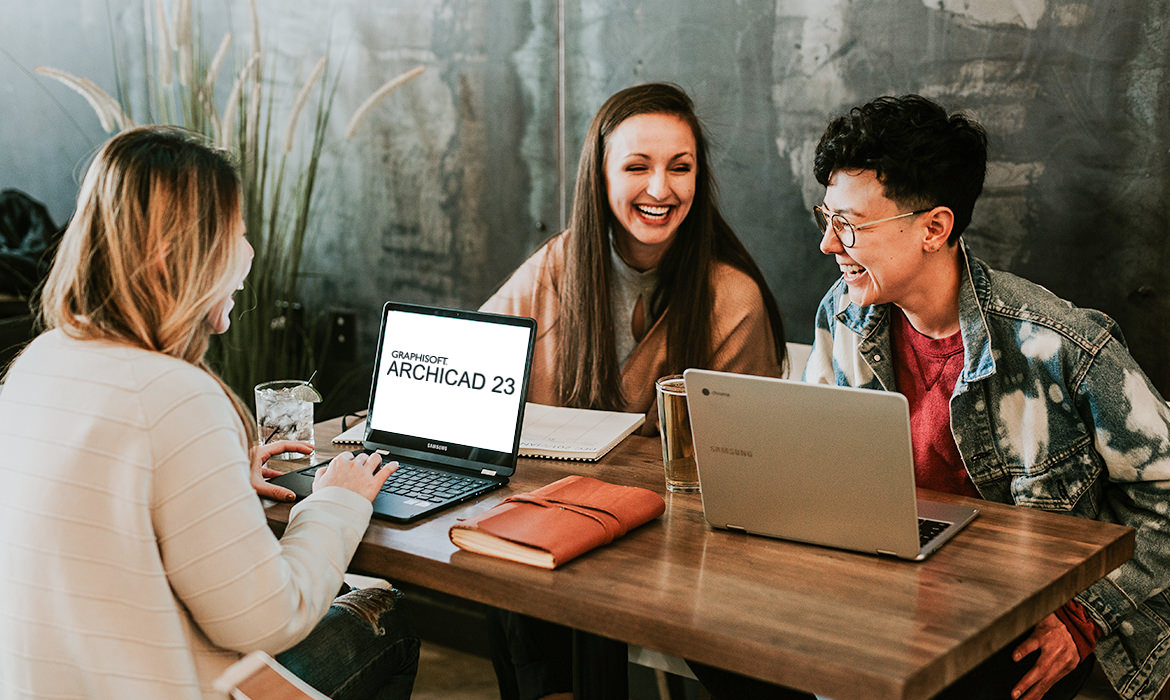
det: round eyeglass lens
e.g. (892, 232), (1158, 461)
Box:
(814, 208), (854, 247)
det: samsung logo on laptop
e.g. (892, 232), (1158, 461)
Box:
(427, 443), (448, 452)
(710, 445), (753, 458)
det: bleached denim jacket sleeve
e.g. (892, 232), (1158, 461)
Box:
(957, 260), (1170, 639)
(1071, 334), (1170, 626)
(805, 278), (887, 390)
(960, 258), (1170, 700)
(805, 282), (842, 385)
(1060, 323), (1170, 700)
(808, 248), (1170, 700)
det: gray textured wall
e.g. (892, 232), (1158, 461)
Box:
(4, 0), (1168, 393)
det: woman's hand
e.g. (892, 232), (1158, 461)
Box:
(250, 440), (313, 502)
(312, 451), (397, 503)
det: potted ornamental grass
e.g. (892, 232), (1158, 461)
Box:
(36, 0), (423, 402)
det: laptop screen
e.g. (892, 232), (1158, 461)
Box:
(365, 302), (535, 472)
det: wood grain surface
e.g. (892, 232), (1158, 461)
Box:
(264, 417), (1134, 700)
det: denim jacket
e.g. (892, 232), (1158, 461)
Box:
(805, 245), (1170, 700)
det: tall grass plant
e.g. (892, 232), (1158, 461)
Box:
(37, 0), (423, 401)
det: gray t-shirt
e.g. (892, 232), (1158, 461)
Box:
(609, 239), (660, 365)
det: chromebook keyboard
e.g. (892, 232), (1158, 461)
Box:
(918, 518), (949, 547)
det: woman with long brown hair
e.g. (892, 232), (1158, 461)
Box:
(483, 82), (786, 427)
(0, 126), (417, 699)
(482, 83), (788, 700)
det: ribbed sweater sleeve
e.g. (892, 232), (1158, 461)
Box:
(0, 331), (372, 698)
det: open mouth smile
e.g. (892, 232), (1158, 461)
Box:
(635, 203), (672, 222)
(840, 262), (867, 281)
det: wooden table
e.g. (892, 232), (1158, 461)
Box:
(264, 417), (1134, 700)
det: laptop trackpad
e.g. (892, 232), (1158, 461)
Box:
(268, 469), (316, 499)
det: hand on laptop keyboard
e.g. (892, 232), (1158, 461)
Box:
(312, 451), (399, 503)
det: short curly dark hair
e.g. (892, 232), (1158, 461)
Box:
(813, 95), (988, 241)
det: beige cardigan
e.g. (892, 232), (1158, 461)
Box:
(482, 233), (782, 431)
(0, 330), (372, 699)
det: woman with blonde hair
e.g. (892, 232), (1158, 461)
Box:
(0, 126), (418, 699)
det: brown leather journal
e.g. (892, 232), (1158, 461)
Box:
(448, 475), (666, 569)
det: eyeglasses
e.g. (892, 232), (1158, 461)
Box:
(813, 205), (930, 248)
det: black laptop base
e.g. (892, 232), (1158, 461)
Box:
(269, 456), (506, 524)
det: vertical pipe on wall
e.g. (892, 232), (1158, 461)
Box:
(556, 0), (567, 230)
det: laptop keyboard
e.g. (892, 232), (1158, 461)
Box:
(378, 463), (488, 503)
(918, 518), (950, 547)
(303, 461), (488, 503)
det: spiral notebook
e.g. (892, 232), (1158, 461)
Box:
(518, 403), (644, 461)
(332, 419), (367, 445)
(333, 403), (643, 461)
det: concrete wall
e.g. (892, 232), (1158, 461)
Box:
(4, 0), (1168, 392)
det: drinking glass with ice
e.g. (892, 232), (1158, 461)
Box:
(254, 380), (321, 459)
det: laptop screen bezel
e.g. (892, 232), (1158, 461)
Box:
(361, 301), (536, 476)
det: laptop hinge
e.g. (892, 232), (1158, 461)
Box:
(481, 469), (498, 476)
(876, 549), (898, 558)
(726, 524), (747, 533)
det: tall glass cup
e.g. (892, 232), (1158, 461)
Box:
(655, 374), (699, 493)
(254, 380), (315, 459)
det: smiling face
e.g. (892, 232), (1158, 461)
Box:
(207, 211), (254, 334)
(604, 112), (697, 270)
(819, 169), (933, 310)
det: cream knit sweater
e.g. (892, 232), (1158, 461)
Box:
(0, 330), (372, 699)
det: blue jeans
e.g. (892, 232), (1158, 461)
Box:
(277, 587), (419, 700)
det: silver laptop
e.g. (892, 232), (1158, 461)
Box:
(683, 369), (978, 560)
(271, 302), (535, 523)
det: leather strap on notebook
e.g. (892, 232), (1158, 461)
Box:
(501, 494), (623, 541)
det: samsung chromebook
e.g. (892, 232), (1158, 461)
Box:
(683, 369), (979, 560)
(271, 302), (536, 523)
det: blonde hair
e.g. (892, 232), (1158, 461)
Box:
(40, 125), (257, 444)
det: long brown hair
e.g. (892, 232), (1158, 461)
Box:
(557, 83), (786, 409)
(40, 126), (257, 444)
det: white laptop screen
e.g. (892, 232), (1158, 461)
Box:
(365, 304), (535, 470)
